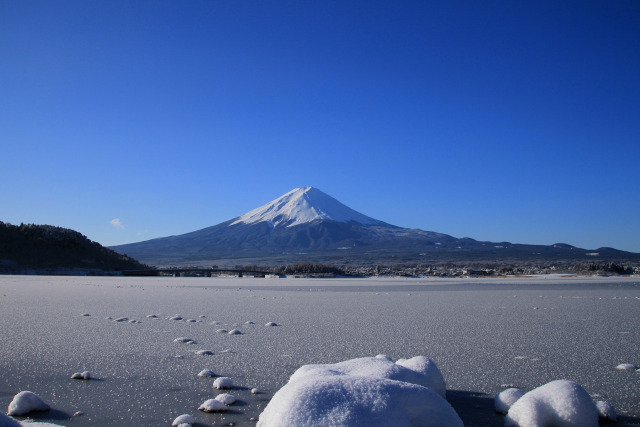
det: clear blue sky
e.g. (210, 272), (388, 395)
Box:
(2, 1), (639, 252)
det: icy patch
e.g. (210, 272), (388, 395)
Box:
(172, 414), (195, 426)
(595, 400), (617, 422)
(494, 388), (524, 414)
(198, 399), (227, 412)
(197, 369), (215, 378)
(505, 380), (598, 427)
(257, 355), (462, 427)
(7, 391), (50, 416)
(215, 393), (236, 405)
(213, 377), (233, 389)
(71, 371), (91, 380)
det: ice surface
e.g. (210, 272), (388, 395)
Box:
(504, 380), (598, 427)
(7, 392), (50, 416)
(257, 355), (462, 426)
(1, 275), (639, 426)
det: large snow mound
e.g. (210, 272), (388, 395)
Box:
(230, 187), (381, 228)
(505, 380), (598, 427)
(7, 391), (50, 417)
(257, 356), (462, 427)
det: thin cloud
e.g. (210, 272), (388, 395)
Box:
(110, 218), (125, 229)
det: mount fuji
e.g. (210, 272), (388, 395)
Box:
(110, 187), (634, 266)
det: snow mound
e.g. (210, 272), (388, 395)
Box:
(7, 391), (50, 416)
(213, 377), (233, 389)
(265, 322), (278, 327)
(174, 337), (195, 344)
(257, 356), (462, 427)
(595, 401), (617, 422)
(494, 388), (524, 414)
(230, 187), (381, 228)
(227, 329), (242, 335)
(195, 350), (214, 356)
(505, 380), (598, 427)
(71, 371), (91, 380)
(215, 393), (236, 405)
(197, 369), (216, 378)
(172, 414), (195, 426)
(395, 356), (446, 398)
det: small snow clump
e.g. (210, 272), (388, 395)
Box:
(494, 388), (524, 414)
(197, 369), (215, 377)
(173, 337), (195, 344)
(7, 391), (51, 416)
(172, 414), (195, 426)
(505, 380), (598, 427)
(198, 399), (227, 412)
(196, 350), (214, 356)
(615, 363), (637, 371)
(265, 322), (278, 327)
(213, 377), (233, 389)
(227, 329), (242, 335)
(71, 371), (91, 380)
(595, 401), (617, 422)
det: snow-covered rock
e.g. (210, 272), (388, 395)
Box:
(615, 363), (637, 371)
(172, 414), (195, 426)
(505, 380), (598, 427)
(257, 356), (462, 427)
(395, 356), (446, 398)
(595, 400), (617, 422)
(197, 369), (215, 377)
(494, 388), (524, 414)
(198, 399), (227, 412)
(213, 377), (233, 389)
(71, 371), (91, 380)
(214, 393), (236, 405)
(7, 391), (50, 416)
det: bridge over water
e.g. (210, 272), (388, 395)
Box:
(122, 268), (274, 277)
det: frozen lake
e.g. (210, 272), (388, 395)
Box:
(1, 275), (639, 426)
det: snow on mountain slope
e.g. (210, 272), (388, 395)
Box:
(230, 187), (383, 228)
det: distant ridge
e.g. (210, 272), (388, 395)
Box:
(0, 222), (147, 273)
(109, 187), (640, 267)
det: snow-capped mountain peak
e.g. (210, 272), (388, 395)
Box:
(230, 187), (381, 228)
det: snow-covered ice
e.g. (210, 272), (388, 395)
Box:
(7, 391), (50, 416)
(504, 380), (598, 427)
(257, 355), (463, 427)
(1, 275), (639, 426)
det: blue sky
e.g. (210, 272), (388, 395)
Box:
(1, 1), (639, 252)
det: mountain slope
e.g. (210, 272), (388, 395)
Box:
(0, 222), (147, 272)
(109, 187), (639, 266)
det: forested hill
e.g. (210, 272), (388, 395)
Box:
(0, 222), (147, 273)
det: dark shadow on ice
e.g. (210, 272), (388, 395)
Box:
(16, 408), (71, 422)
(616, 414), (640, 426)
(447, 389), (504, 427)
